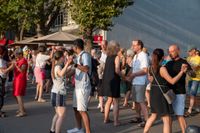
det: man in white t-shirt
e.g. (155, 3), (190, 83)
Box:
(67, 39), (92, 133)
(126, 40), (149, 127)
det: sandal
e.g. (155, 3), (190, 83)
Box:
(16, 112), (27, 117)
(184, 112), (191, 117)
(123, 103), (130, 107)
(129, 117), (142, 123)
(37, 99), (46, 103)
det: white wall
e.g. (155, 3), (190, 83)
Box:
(107, 0), (200, 56)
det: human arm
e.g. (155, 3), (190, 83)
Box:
(160, 64), (187, 85)
(115, 56), (123, 77)
(57, 57), (73, 77)
(75, 53), (91, 73)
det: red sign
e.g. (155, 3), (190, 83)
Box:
(93, 35), (103, 43)
(0, 37), (14, 46)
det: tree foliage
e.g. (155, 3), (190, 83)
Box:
(69, 0), (134, 35)
(0, 0), (67, 40)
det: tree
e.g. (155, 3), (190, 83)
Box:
(0, 0), (67, 40)
(33, 0), (67, 37)
(0, 0), (34, 40)
(69, 0), (134, 50)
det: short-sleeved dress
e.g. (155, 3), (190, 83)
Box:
(149, 67), (174, 116)
(13, 58), (28, 96)
(102, 55), (121, 98)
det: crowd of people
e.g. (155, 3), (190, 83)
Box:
(0, 38), (199, 133)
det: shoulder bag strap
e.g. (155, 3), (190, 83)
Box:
(150, 66), (165, 95)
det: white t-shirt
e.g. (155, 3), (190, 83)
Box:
(0, 58), (7, 78)
(35, 53), (50, 68)
(51, 65), (66, 95)
(132, 51), (149, 85)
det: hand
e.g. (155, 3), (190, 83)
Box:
(1, 69), (7, 74)
(181, 64), (188, 73)
(148, 76), (153, 82)
(125, 76), (132, 82)
(67, 56), (73, 65)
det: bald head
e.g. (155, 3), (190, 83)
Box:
(169, 44), (180, 60)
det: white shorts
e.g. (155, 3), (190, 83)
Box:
(146, 83), (151, 91)
(73, 88), (91, 111)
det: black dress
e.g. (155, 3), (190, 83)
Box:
(102, 55), (121, 98)
(149, 67), (174, 116)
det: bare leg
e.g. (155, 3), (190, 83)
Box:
(55, 107), (66, 133)
(44, 79), (52, 93)
(162, 115), (171, 133)
(16, 96), (25, 113)
(50, 112), (58, 132)
(35, 83), (40, 100)
(123, 90), (131, 106)
(80, 111), (91, 133)
(104, 97), (113, 122)
(99, 96), (104, 112)
(144, 113), (157, 133)
(73, 108), (82, 129)
(135, 102), (141, 118)
(188, 96), (195, 113)
(38, 82), (45, 102)
(177, 116), (186, 133)
(140, 102), (149, 121)
(113, 98), (120, 126)
(145, 90), (150, 107)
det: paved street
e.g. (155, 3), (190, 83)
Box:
(0, 82), (199, 133)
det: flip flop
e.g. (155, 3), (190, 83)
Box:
(104, 119), (113, 124)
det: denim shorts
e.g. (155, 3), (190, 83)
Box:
(51, 92), (66, 107)
(132, 85), (146, 103)
(172, 94), (186, 116)
(188, 80), (200, 96)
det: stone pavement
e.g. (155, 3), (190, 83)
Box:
(0, 82), (199, 133)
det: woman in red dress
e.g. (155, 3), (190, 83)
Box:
(12, 48), (28, 117)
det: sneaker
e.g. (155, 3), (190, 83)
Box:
(97, 103), (101, 109)
(138, 121), (146, 128)
(67, 128), (84, 133)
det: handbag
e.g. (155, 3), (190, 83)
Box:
(150, 67), (176, 104)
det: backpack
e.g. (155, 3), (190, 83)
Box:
(79, 52), (99, 86)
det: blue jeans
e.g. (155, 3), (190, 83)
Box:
(188, 80), (200, 96)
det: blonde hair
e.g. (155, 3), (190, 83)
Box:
(106, 40), (120, 56)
